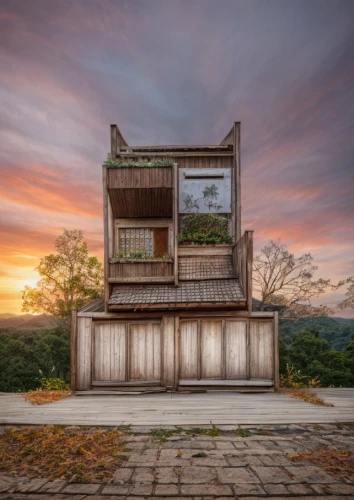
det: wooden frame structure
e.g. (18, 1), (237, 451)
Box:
(72, 123), (279, 392)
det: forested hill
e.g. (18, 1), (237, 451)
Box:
(280, 316), (354, 350)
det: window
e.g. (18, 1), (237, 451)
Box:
(119, 227), (168, 257)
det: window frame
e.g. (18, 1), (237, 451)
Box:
(115, 218), (173, 258)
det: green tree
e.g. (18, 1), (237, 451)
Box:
(253, 239), (331, 318)
(22, 230), (103, 331)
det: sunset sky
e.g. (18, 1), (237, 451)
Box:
(1, 0), (353, 316)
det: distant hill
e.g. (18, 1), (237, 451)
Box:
(280, 316), (354, 351)
(0, 314), (56, 331)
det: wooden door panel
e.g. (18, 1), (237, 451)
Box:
(129, 323), (161, 381)
(250, 321), (273, 379)
(93, 322), (126, 382)
(200, 320), (223, 379)
(225, 320), (247, 379)
(180, 321), (198, 379)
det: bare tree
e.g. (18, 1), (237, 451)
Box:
(253, 239), (331, 318)
(337, 277), (354, 310)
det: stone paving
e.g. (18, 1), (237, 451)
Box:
(0, 423), (353, 499)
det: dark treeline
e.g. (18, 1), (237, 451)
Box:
(0, 327), (70, 392)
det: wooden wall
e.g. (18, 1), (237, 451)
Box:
(109, 261), (173, 278)
(74, 311), (278, 391)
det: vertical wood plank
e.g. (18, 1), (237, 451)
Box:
(110, 124), (117, 157)
(200, 320), (223, 379)
(179, 320), (198, 379)
(234, 122), (241, 242)
(249, 320), (274, 380)
(70, 310), (77, 391)
(103, 166), (109, 312)
(129, 323), (161, 381)
(225, 320), (247, 379)
(246, 230), (254, 312)
(173, 163), (179, 286)
(174, 316), (179, 389)
(162, 316), (175, 388)
(77, 317), (92, 390)
(273, 312), (279, 390)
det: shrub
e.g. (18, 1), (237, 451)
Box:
(178, 214), (232, 244)
(41, 377), (70, 391)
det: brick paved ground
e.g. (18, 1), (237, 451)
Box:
(0, 423), (353, 499)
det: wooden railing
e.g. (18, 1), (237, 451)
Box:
(233, 230), (254, 312)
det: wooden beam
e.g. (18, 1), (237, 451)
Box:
(110, 124), (117, 157)
(125, 145), (231, 151)
(273, 311), (279, 391)
(246, 230), (254, 313)
(234, 122), (241, 241)
(70, 310), (77, 392)
(173, 163), (179, 286)
(78, 310), (276, 319)
(108, 277), (175, 284)
(178, 245), (232, 256)
(108, 301), (247, 311)
(116, 151), (233, 158)
(178, 379), (273, 386)
(102, 166), (109, 312)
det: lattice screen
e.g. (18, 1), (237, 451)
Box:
(119, 228), (153, 256)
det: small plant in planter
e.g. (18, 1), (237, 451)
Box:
(178, 214), (233, 245)
(104, 155), (174, 168)
(115, 251), (171, 261)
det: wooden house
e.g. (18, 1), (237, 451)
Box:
(71, 123), (279, 392)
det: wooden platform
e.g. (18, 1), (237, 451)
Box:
(0, 389), (353, 426)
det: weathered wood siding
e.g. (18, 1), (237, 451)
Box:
(109, 188), (173, 218)
(109, 262), (173, 278)
(76, 317), (92, 390)
(225, 320), (247, 379)
(129, 323), (161, 381)
(107, 167), (173, 189)
(93, 322), (126, 382)
(74, 313), (277, 390)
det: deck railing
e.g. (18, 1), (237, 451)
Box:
(233, 230), (254, 312)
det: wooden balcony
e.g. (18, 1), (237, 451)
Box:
(106, 166), (174, 218)
(108, 258), (174, 284)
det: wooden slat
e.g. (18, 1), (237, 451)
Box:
(179, 379), (273, 386)
(70, 310), (77, 392)
(179, 321), (198, 379)
(107, 167), (173, 189)
(200, 320), (223, 379)
(102, 166), (109, 311)
(225, 320), (247, 379)
(129, 323), (161, 381)
(273, 312), (279, 390)
(250, 320), (274, 380)
(162, 316), (175, 388)
(109, 262), (173, 278)
(76, 317), (92, 391)
(109, 188), (173, 218)
(93, 322), (126, 382)
(117, 151), (233, 157)
(178, 245), (232, 256)
(108, 276), (174, 284)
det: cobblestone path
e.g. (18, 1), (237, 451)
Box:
(0, 423), (353, 499)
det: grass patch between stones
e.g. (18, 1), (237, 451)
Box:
(0, 425), (125, 483)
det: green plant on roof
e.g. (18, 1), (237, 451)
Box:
(104, 155), (174, 167)
(178, 213), (232, 244)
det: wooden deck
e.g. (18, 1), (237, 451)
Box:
(0, 389), (353, 426)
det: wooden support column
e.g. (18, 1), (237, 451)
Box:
(162, 316), (175, 388)
(70, 309), (77, 392)
(246, 230), (254, 313)
(110, 124), (118, 158)
(233, 122), (241, 242)
(173, 163), (179, 286)
(273, 312), (279, 390)
(103, 165), (110, 311)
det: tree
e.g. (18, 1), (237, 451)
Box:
(22, 230), (103, 330)
(253, 239), (331, 318)
(338, 277), (354, 310)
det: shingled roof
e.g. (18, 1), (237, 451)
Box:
(178, 256), (235, 281)
(108, 279), (245, 309)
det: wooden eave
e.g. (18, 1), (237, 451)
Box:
(108, 301), (246, 312)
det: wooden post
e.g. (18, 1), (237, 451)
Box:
(102, 165), (110, 311)
(233, 122), (241, 242)
(110, 124), (118, 158)
(70, 309), (77, 392)
(246, 230), (254, 313)
(173, 163), (179, 286)
(273, 311), (279, 390)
